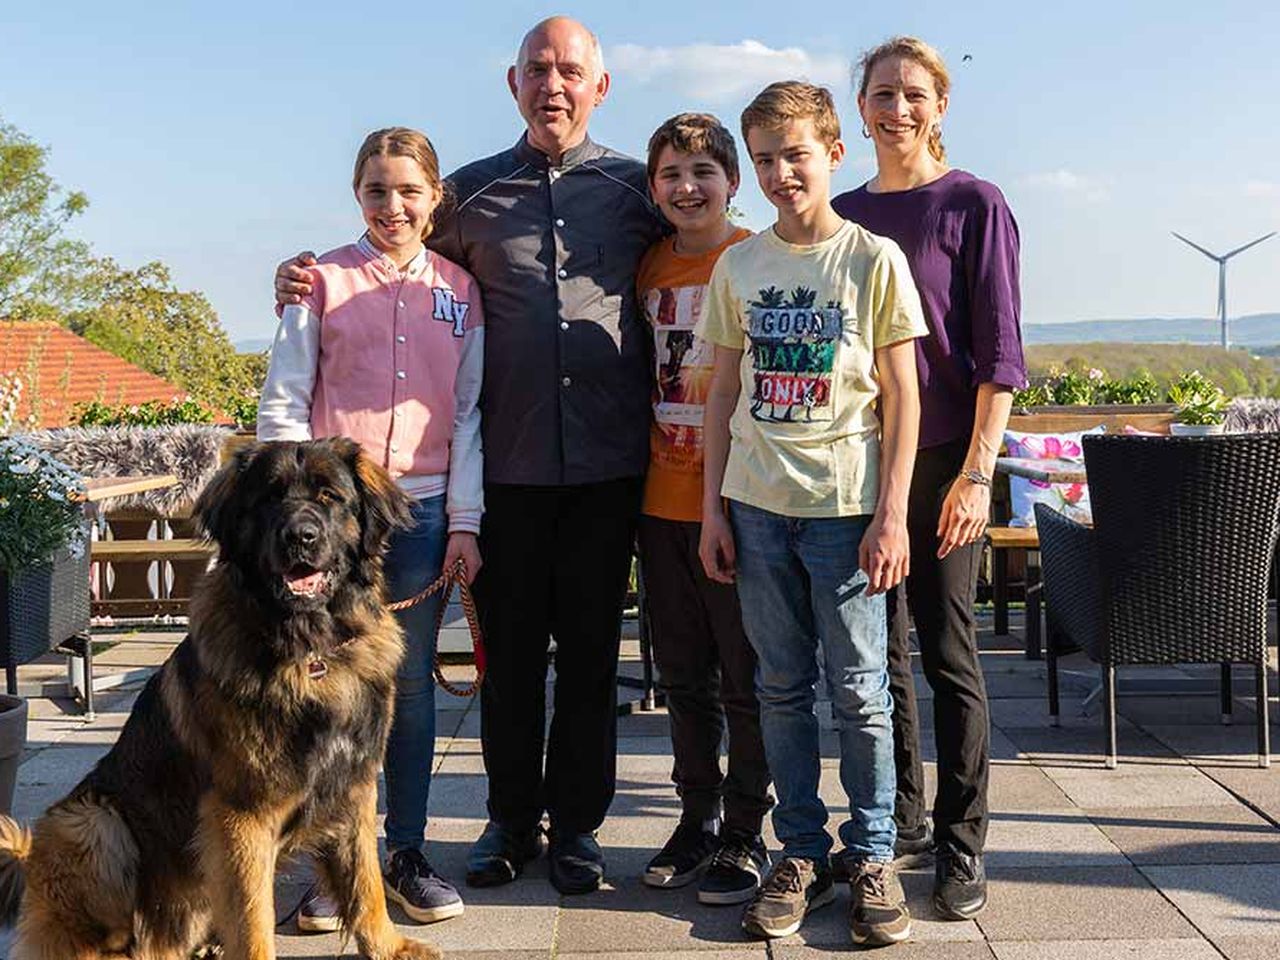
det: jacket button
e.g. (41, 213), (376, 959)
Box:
(396, 371), (406, 379)
(560, 321), (569, 331)
(557, 267), (567, 279)
(562, 376), (572, 387)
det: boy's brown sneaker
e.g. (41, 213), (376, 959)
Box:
(741, 856), (835, 939)
(849, 860), (912, 945)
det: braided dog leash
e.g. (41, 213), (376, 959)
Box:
(387, 557), (485, 697)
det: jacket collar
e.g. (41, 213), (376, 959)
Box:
(513, 131), (603, 171)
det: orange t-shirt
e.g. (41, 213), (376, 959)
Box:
(638, 228), (752, 521)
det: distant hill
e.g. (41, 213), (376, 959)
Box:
(1024, 313), (1278, 347)
(1025, 343), (1280, 398)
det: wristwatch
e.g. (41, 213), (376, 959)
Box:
(958, 468), (992, 487)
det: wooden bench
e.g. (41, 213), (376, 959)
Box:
(988, 406), (1175, 657)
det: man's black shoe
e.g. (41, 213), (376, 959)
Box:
(894, 820), (935, 865)
(465, 821), (547, 888)
(549, 831), (605, 895)
(644, 819), (719, 888)
(933, 842), (987, 920)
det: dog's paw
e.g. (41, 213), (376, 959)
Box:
(390, 937), (443, 960)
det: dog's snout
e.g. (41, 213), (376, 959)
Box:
(288, 520), (321, 549)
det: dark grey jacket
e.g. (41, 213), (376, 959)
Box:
(430, 134), (665, 486)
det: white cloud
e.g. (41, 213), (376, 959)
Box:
(606, 40), (848, 102)
(1016, 169), (1109, 203)
(1244, 180), (1280, 198)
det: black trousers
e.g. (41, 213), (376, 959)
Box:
(887, 439), (990, 857)
(637, 516), (772, 835)
(473, 478), (643, 835)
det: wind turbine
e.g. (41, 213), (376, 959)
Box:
(1171, 230), (1276, 349)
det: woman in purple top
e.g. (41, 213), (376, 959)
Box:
(832, 36), (1026, 922)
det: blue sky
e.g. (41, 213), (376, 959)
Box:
(3, 0), (1277, 343)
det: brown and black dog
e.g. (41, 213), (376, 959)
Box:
(0, 438), (441, 959)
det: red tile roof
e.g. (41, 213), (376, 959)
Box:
(0, 321), (190, 428)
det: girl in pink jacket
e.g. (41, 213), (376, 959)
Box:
(259, 127), (482, 929)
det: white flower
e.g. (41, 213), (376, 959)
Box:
(8, 460), (35, 475)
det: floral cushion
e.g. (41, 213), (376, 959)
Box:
(1003, 426), (1104, 526)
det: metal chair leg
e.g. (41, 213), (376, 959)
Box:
(1221, 662), (1233, 725)
(1258, 659), (1271, 769)
(1047, 638), (1060, 727)
(1103, 663), (1117, 769)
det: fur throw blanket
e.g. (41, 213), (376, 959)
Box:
(23, 424), (234, 515)
(1225, 398), (1280, 434)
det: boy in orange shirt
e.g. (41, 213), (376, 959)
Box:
(636, 114), (772, 906)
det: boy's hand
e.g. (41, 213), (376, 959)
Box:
(698, 508), (737, 584)
(275, 251), (318, 306)
(859, 514), (909, 596)
(937, 478), (990, 559)
(443, 532), (482, 585)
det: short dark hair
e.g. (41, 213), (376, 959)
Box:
(646, 113), (739, 183)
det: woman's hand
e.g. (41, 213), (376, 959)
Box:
(859, 513), (910, 595)
(443, 532), (482, 584)
(936, 477), (990, 559)
(275, 251), (318, 306)
(698, 507), (737, 584)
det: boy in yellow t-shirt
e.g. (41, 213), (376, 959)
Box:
(696, 82), (926, 947)
(636, 113), (772, 908)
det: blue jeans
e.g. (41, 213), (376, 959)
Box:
(382, 494), (448, 851)
(729, 500), (896, 863)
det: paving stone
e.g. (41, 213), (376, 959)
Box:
(1213, 936), (1280, 960)
(1000, 720), (1182, 767)
(990, 940), (1220, 959)
(984, 809), (1126, 868)
(774, 943), (996, 959)
(560, 952), (765, 959)
(1140, 863), (1280, 941)
(976, 866), (1197, 941)
(1197, 764), (1280, 823)
(1038, 763), (1239, 809)
(554, 877), (757, 953)
(986, 764), (1075, 812)
(1144, 722), (1277, 765)
(1088, 804), (1280, 864)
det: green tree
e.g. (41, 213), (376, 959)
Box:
(0, 120), (91, 318)
(66, 259), (264, 413)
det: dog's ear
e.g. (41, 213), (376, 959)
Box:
(339, 439), (413, 559)
(194, 441), (260, 554)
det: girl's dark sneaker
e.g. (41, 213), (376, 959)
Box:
(383, 848), (464, 923)
(643, 819), (719, 888)
(698, 828), (769, 905)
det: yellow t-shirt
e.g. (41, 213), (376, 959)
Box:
(638, 228), (753, 522)
(695, 220), (927, 517)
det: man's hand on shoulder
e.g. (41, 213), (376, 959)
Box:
(275, 251), (318, 306)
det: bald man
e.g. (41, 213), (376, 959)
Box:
(280, 17), (665, 898)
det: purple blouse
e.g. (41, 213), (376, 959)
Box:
(833, 169), (1026, 449)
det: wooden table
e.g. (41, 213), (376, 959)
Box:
(80, 474), (181, 502)
(995, 457), (1087, 484)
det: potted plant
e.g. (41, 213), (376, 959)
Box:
(0, 437), (90, 811)
(1167, 370), (1229, 436)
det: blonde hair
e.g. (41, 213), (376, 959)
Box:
(740, 81), (841, 149)
(351, 127), (445, 240)
(856, 36), (952, 163)
(646, 113), (739, 184)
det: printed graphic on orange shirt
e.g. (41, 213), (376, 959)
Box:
(746, 285), (846, 423)
(646, 284), (714, 429)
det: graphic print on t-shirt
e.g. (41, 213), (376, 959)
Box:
(646, 284), (714, 429)
(747, 285), (845, 422)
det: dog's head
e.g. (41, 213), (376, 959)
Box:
(194, 438), (413, 610)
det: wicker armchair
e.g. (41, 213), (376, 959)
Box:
(1035, 434), (1280, 768)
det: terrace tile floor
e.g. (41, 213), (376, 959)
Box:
(2, 607), (1277, 959)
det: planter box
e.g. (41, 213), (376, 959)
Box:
(0, 532), (92, 674)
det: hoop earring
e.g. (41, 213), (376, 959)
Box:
(861, 124), (871, 139)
